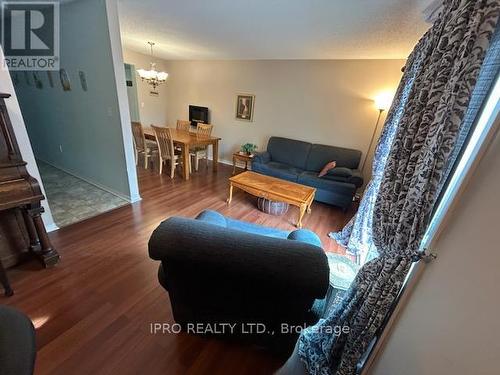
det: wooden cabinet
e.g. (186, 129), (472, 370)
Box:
(0, 92), (60, 296)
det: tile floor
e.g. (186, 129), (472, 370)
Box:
(37, 161), (128, 228)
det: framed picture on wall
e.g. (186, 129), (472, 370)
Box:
(33, 72), (43, 89)
(47, 71), (54, 87)
(79, 71), (88, 91)
(59, 68), (71, 91)
(24, 71), (32, 86)
(235, 94), (255, 122)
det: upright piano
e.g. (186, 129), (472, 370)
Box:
(0, 92), (60, 296)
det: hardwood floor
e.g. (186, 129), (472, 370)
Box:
(4, 163), (354, 375)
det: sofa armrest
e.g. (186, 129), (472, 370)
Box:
(149, 217), (329, 298)
(253, 151), (271, 164)
(287, 229), (322, 248)
(347, 169), (364, 188)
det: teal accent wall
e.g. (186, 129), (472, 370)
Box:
(14, 0), (133, 200)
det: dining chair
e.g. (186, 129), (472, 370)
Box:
(151, 125), (191, 178)
(131, 122), (158, 169)
(176, 120), (191, 132)
(175, 120), (192, 152)
(190, 123), (214, 171)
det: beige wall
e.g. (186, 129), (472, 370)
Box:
(163, 59), (404, 170)
(123, 49), (169, 127)
(122, 51), (404, 178)
(372, 122), (500, 374)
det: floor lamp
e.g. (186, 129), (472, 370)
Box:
(360, 93), (393, 173)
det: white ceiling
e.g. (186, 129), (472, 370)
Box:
(118, 0), (432, 60)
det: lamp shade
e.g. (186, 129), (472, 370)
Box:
(374, 91), (394, 111)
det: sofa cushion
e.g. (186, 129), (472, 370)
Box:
(267, 137), (312, 170)
(306, 144), (362, 171)
(298, 171), (356, 195)
(326, 167), (352, 178)
(252, 161), (302, 182)
(347, 170), (364, 188)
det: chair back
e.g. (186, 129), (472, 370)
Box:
(151, 125), (175, 160)
(196, 123), (213, 136)
(176, 120), (191, 132)
(131, 122), (146, 151)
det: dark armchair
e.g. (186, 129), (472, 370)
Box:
(148, 210), (329, 348)
(0, 305), (36, 375)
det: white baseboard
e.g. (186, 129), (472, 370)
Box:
(45, 222), (59, 233)
(37, 159), (134, 203)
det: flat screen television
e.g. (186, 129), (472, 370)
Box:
(189, 105), (209, 125)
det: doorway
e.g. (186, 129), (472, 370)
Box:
(125, 63), (141, 123)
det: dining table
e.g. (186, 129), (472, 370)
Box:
(143, 127), (221, 181)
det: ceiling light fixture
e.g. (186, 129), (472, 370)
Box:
(137, 42), (168, 90)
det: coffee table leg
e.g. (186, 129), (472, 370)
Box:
(227, 184), (233, 204)
(307, 197), (313, 214)
(297, 203), (307, 228)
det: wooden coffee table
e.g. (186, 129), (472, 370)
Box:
(227, 171), (316, 228)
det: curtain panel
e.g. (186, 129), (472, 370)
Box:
(299, 1), (500, 374)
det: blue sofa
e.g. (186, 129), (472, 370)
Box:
(148, 210), (329, 349)
(252, 137), (364, 209)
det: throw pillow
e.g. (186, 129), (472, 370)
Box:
(318, 161), (337, 177)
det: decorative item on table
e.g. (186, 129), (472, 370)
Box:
(235, 94), (255, 121)
(240, 143), (257, 156)
(78, 71), (88, 91)
(59, 68), (71, 91)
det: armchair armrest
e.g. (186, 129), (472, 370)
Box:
(347, 169), (364, 188)
(287, 229), (322, 248)
(253, 151), (271, 164)
(0, 306), (36, 375)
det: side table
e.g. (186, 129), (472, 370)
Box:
(232, 152), (254, 175)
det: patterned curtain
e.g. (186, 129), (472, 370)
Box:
(298, 1), (500, 374)
(330, 36), (429, 261)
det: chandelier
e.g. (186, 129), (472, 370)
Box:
(136, 42), (168, 90)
